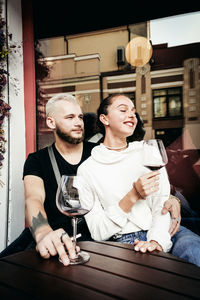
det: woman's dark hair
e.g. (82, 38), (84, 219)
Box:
(83, 112), (98, 141)
(127, 112), (146, 142)
(97, 93), (126, 136)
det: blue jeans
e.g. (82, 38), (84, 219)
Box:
(109, 230), (147, 244)
(171, 225), (200, 267)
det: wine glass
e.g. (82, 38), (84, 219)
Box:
(143, 139), (168, 171)
(56, 175), (91, 265)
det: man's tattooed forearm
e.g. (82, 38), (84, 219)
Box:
(29, 212), (48, 236)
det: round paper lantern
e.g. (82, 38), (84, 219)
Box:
(125, 36), (153, 67)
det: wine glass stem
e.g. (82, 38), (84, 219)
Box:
(72, 217), (78, 249)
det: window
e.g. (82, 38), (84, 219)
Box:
(153, 88), (182, 119)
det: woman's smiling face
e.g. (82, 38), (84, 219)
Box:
(105, 95), (138, 137)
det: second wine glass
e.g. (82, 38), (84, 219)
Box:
(56, 175), (91, 265)
(143, 139), (168, 171)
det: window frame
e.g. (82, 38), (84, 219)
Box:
(152, 87), (183, 120)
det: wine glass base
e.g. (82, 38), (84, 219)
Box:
(69, 251), (90, 265)
(59, 251), (90, 265)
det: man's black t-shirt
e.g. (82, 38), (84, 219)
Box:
(23, 141), (97, 239)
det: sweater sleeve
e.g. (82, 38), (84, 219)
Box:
(77, 167), (129, 241)
(146, 167), (172, 252)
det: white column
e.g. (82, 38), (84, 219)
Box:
(0, 0), (9, 252)
(0, 0), (26, 251)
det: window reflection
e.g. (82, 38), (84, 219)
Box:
(34, 11), (200, 231)
(154, 96), (167, 118)
(153, 88), (182, 119)
(35, 13), (200, 153)
(169, 96), (182, 116)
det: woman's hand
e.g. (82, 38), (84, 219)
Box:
(134, 171), (160, 199)
(134, 239), (163, 253)
(119, 171), (160, 213)
(162, 195), (181, 236)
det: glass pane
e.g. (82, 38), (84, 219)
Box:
(169, 96), (182, 116)
(34, 12), (199, 151)
(168, 88), (181, 95)
(33, 8), (200, 234)
(154, 97), (167, 117)
(153, 90), (167, 96)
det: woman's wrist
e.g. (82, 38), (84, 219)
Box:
(119, 187), (140, 213)
(133, 182), (142, 199)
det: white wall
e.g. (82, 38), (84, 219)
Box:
(0, 0), (25, 251)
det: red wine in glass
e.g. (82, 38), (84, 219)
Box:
(143, 139), (168, 171)
(56, 175), (91, 265)
(144, 164), (165, 171)
(61, 208), (90, 217)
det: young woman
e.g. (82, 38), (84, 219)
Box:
(77, 94), (172, 253)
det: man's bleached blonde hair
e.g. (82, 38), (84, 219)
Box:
(46, 93), (78, 117)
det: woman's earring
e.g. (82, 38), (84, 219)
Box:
(105, 122), (109, 125)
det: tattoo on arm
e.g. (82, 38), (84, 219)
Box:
(29, 212), (48, 237)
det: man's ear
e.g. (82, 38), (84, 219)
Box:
(99, 114), (109, 126)
(46, 116), (56, 129)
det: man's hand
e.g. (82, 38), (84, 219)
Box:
(35, 226), (78, 266)
(24, 176), (79, 266)
(134, 239), (162, 253)
(162, 195), (181, 236)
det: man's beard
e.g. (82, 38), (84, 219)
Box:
(56, 126), (84, 144)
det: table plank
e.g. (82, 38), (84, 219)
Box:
(0, 260), (114, 300)
(0, 282), (38, 300)
(2, 245), (200, 299)
(83, 251), (200, 298)
(79, 241), (200, 280)
(0, 259), (189, 300)
(101, 241), (188, 261)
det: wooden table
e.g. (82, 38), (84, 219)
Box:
(0, 241), (200, 299)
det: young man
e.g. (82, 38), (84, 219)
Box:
(0, 93), (182, 265)
(23, 94), (97, 266)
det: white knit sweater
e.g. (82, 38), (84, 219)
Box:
(77, 141), (172, 252)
